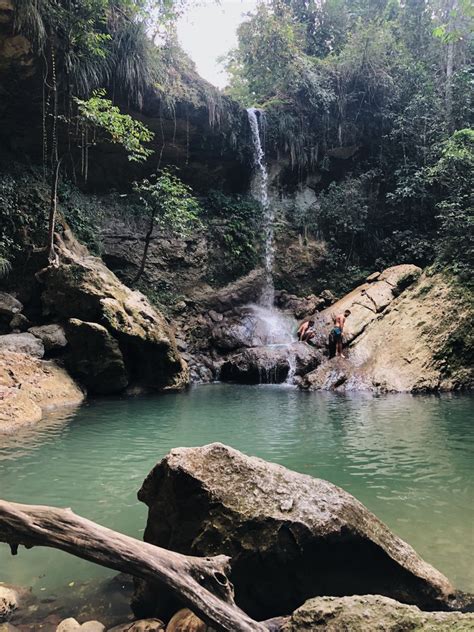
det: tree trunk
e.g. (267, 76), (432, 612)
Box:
(132, 213), (155, 285)
(47, 157), (63, 265)
(0, 499), (270, 632)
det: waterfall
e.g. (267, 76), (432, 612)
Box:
(247, 107), (274, 307)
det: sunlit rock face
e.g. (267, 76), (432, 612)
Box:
(0, 350), (84, 433)
(135, 443), (455, 621)
(302, 269), (473, 393)
(39, 232), (188, 393)
(282, 595), (474, 631)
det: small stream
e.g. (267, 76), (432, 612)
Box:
(1, 386), (473, 605)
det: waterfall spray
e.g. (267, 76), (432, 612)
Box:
(247, 108), (275, 308)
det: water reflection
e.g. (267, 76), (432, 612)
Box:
(0, 385), (472, 597)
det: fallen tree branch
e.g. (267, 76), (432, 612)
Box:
(0, 499), (269, 632)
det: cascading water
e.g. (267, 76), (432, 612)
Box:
(247, 107), (274, 308)
(245, 108), (299, 384)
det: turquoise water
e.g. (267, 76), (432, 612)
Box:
(0, 385), (473, 601)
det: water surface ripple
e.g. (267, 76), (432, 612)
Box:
(0, 385), (472, 597)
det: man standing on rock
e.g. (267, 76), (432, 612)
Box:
(331, 309), (351, 358)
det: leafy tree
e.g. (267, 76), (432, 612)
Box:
(225, 0), (473, 290)
(47, 92), (154, 264)
(429, 129), (474, 280)
(132, 169), (201, 283)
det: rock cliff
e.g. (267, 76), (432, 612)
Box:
(302, 271), (473, 392)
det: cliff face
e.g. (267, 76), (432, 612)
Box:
(302, 272), (473, 393)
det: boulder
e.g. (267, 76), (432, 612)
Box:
(56, 619), (81, 632)
(0, 624), (21, 632)
(192, 269), (266, 311)
(308, 264), (422, 347)
(220, 343), (321, 384)
(9, 313), (30, 332)
(136, 444), (456, 621)
(0, 587), (17, 623)
(302, 272), (473, 392)
(0, 351), (84, 433)
(108, 619), (165, 632)
(79, 623), (105, 632)
(282, 595), (474, 631)
(28, 324), (67, 354)
(0, 333), (44, 358)
(55, 620), (105, 632)
(39, 233), (188, 391)
(0, 291), (22, 318)
(65, 319), (128, 394)
(166, 609), (210, 632)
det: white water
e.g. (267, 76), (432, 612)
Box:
(245, 304), (295, 345)
(247, 107), (275, 308)
(246, 108), (298, 383)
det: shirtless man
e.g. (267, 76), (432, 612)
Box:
(331, 309), (351, 358)
(297, 319), (315, 343)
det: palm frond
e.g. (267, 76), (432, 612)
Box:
(0, 257), (12, 279)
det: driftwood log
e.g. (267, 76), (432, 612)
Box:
(0, 499), (272, 632)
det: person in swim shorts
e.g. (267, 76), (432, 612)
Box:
(331, 309), (351, 357)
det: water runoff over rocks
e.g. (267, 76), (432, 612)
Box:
(246, 108), (297, 381)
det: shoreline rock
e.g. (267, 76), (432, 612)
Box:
(282, 595), (474, 631)
(135, 443), (457, 621)
(0, 351), (84, 433)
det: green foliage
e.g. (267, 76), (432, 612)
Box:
(204, 191), (261, 282)
(57, 182), (104, 254)
(0, 172), (48, 273)
(133, 169), (201, 234)
(225, 0), (473, 291)
(75, 91), (154, 162)
(429, 129), (474, 281)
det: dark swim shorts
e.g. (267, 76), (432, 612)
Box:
(332, 327), (342, 341)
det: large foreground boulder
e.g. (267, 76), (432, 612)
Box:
(282, 595), (474, 631)
(220, 343), (322, 384)
(136, 444), (456, 621)
(38, 232), (188, 392)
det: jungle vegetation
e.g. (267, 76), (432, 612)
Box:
(225, 0), (473, 289)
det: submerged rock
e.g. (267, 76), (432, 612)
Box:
(282, 595), (474, 631)
(136, 444), (456, 621)
(0, 586), (17, 623)
(220, 343), (321, 384)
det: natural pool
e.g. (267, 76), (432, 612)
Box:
(0, 384), (473, 604)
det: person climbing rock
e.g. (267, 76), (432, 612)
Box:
(297, 319), (315, 344)
(330, 309), (351, 358)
